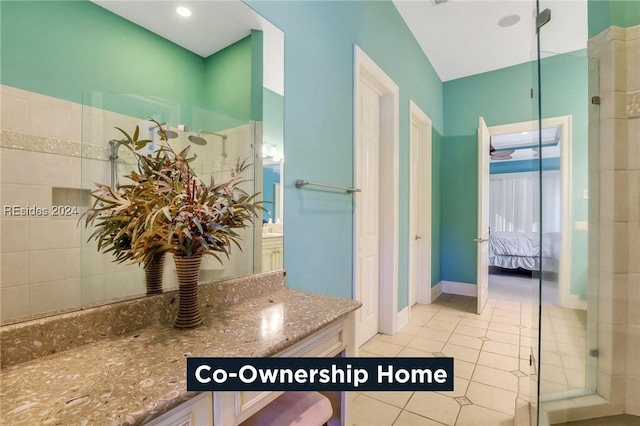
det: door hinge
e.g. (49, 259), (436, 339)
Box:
(589, 349), (599, 357)
(536, 9), (551, 32)
(530, 354), (533, 366)
(591, 96), (601, 105)
(531, 88), (534, 99)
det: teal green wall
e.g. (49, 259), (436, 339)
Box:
(203, 33), (259, 125)
(589, 0), (640, 37)
(0, 1), (204, 105)
(1, 0), (258, 130)
(443, 51), (589, 298)
(263, 88), (284, 155)
(247, 0), (443, 310)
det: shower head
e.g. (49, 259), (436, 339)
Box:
(189, 130), (228, 157)
(188, 134), (208, 145)
(150, 122), (178, 140)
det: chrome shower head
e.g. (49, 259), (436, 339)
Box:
(150, 122), (178, 139)
(188, 134), (208, 145)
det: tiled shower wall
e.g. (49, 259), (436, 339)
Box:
(0, 85), (257, 322)
(588, 25), (640, 416)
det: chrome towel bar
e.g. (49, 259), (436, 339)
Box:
(294, 179), (360, 194)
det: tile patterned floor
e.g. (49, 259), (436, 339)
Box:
(355, 294), (535, 426)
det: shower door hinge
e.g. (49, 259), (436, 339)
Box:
(591, 96), (601, 105)
(590, 349), (599, 357)
(536, 9), (551, 32)
(530, 354), (533, 366)
(531, 88), (534, 99)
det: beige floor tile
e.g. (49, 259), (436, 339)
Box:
(453, 324), (487, 338)
(405, 392), (460, 425)
(540, 350), (563, 367)
(454, 359), (476, 380)
(540, 364), (568, 385)
(397, 347), (434, 358)
(417, 327), (452, 343)
(361, 339), (404, 357)
(486, 329), (520, 345)
(410, 311), (436, 325)
(471, 364), (519, 392)
(377, 332), (415, 347)
(466, 381), (517, 415)
(540, 379), (570, 394)
(561, 355), (586, 373)
(490, 314), (520, 326)
(456, 404), (514, 426)
(442, 343), (480, 363)
(482, 341), (520, 358)
(362, 391), (414, 409)
(398, 324), (424, 336)
(488, 321), (522, 335)
(353, 394), (402, 426)
(392, 410), (446, 426)
(494, 307), (521, 317)
(432, 312), (464, 324)
(565, 368), (586, 389)
(426, 319), (459, 333)
(358, 350), (383, 357)
(458, 317), (490, 329)
(447, 333), (483, 350)
(477, 351), (520, 372)
(437, 376), (469, 398)
(406, 336), (445, 353)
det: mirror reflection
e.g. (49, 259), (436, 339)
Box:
(0, 0), (284, 323)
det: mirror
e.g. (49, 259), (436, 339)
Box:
(0, 0), (284, 323)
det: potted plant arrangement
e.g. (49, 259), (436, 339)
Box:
(83, 120), (263, 328)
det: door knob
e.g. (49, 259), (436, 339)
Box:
(415, 235), (422, 240)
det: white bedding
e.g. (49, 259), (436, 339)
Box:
(489, 232), (540, 271)
(488, 231), (560, 272)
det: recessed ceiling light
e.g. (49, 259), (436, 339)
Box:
(498, 14), (520, 28)
(176, 6), (192, 17)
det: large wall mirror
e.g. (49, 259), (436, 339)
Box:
(0, 0), (284, 323)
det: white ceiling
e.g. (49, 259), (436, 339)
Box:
(92, 0), (588, 90)
(91, 0), (284, 95)
(393, 0), (588, 82)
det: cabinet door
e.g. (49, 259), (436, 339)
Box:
(146, 393), (212, 426)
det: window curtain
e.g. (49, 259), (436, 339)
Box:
(489, 170), (561, 234)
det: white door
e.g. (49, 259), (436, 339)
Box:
(356, 81), (381, 345)
(476, 117), (490, 314)
(409, 124), (420, 306)
(409, 103), (432, 307)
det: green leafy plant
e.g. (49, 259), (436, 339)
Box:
(82, 120), (264, 266)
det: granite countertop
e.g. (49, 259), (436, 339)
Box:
(0, 288), (361, 425)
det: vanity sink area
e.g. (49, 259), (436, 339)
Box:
(0, 271), (361, 425)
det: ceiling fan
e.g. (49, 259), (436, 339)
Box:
(489, 143), (515, 160)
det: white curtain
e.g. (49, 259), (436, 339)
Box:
(489, 170), (561, 234)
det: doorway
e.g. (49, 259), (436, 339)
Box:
(408, 101), (432, 309)
(353, 45), (399, 346)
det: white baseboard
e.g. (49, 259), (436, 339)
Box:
(431, 281), (443, 301)
(396, 306), (409, 332)
(442, 280), (477, 297)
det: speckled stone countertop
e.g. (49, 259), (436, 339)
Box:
(0, 287), (361, 425)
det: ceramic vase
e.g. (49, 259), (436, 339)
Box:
(173, 255), (203, 329)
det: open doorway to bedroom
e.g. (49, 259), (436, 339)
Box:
(486, 115), (595, 399)
(486, 116), (573, 309)
(488, 124), (563, 305)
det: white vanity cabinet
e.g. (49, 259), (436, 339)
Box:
(261, 235), (283, 272)
(146, 393), (213, 426)
(145, 315), (355, 426)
